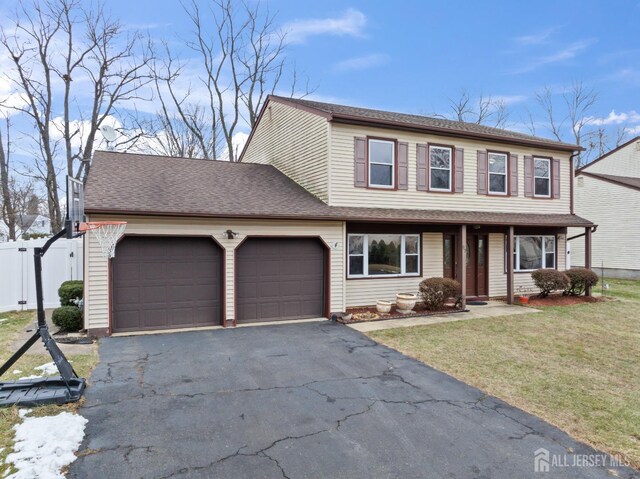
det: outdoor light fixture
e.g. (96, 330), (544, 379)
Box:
(473, 225), (481, 230)
(225, 229), (239, 239)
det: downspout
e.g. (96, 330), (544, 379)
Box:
(567, 225), (597, 242)
(569, 150), (580, 214)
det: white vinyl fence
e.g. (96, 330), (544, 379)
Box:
(0, 238), (83, 313)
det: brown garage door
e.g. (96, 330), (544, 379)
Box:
(236, 238), (326, 323)
(112, 236), (222, 333)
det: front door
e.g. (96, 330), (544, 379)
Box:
(443, 234), (488, 297)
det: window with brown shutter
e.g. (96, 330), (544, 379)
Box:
(477, 150), (488, 195)
(510, 154), (518, 196)
(354, 137), (367, 187)
(454, 148), (464, 193)
(524, 155), (533, 197)
(398, 142), (409, 190)
(416, 144), (428, 191)
(552, 158), (560, 198)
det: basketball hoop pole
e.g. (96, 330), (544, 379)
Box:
(0, 227), (85, 406)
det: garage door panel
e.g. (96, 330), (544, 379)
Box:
(236, 238), (325, 323)
(112, 237), (222, 332)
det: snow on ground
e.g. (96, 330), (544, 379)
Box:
(33, 362), (58, 375)
(6, 410), (87, 479)
(11, 370), (21, 375)
(17, 375), (42, 381)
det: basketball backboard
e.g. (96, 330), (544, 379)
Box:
(66, 176), (84, 239)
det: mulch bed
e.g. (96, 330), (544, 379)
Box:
(339, 303), (464, 324)
(524, 294), (607, 307)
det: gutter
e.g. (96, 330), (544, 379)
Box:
(567, 226), (598, 241)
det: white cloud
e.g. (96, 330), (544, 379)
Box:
(511, 39), (596, 74)
(333, 53), (388, 72)
(491, 94), (528, 105)
(515, 27), (558, 45)
(284, 8), (366, 44)
(584, 110), (640, 126)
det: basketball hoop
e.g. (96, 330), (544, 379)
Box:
(79, 221), (127, 259)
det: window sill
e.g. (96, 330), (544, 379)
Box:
(347, 274), (422, 280)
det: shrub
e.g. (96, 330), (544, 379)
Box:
(52, 305), (83, 331)
(419, 277), (461, 310)
(58, 280), (83, 306)
(564, 268), (599, 296)
(531, 269), (569, 298)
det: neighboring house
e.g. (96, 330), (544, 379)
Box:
(570, 136), (640, 279)
(17, 214), (51, 238)
(83, 96), (593, 336)
(0, 220), (9, 242)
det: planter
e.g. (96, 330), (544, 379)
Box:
(395, 293), (417, 313)
(518, 296), (530, 305)
(341, 312), (353, 322)
(376, 300), (392, 314)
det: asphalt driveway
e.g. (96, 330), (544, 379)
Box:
(70, 322), (636, 479)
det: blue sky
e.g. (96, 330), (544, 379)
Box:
(100, 0), (640, 140)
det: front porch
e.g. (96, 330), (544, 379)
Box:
(344, 222), (595, 309)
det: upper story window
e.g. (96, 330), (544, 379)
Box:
(488, 152), (508, 195)
(348, 233), (420, 278)
(429, 145), (452, 191)
(368, 139), (395, 188)
(534, 157), (551, 197)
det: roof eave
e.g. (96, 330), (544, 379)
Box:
(329, 114), (583, 153)
(85, 207), (594, 227)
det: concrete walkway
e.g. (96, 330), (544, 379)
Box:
(348, 301), (540, 332)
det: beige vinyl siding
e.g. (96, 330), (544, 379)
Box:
(345, 232), (442, 306)
(584, 139), (640, 177)
(241, 101), (330, 202)
(488, 233), (567, 297)
(329, 123), (572, 214)
(571, 174), (640, 271)
(85, 215), (344, 331)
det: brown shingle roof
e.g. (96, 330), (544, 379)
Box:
(85, 151), (593, 227)
(267, 95), (581, 152)
(579, 171), (640, 191)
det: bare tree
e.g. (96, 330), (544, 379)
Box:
(0, 0), (152, 230)
(534, 81), (598, 167)
(153, 0), (311, 161)
(0, 117), (17, 240)
(434, 89), (510, 128)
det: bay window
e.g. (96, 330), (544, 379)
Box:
(368, 139), (395, 188)
(534, 157), (551, 197)
(488, 152), (508, 194)
(348, 234), (420, 278)
(429, 145), (452, 191)
(512, 235), (556, 271)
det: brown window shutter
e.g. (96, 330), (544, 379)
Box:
(476, 150), (487, 194)
(416, 143), (428, 191)
(354, 137), (367, 187)
(510, 154), (518, 196)
(524, 156), (533, 197)
(398, 142), (409, 190)
(552, 158), (561, 198)
(454, 147), (464, 193)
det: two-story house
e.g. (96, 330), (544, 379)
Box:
(82, 96), (593, 336)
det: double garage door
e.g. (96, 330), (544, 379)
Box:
(112, 236), (325, 333)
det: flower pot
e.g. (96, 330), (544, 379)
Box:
(341, 313), (353, 322)
(396, 293), (417, 313)
(518, 296), (530, 305)
(376, 300), (392, 314)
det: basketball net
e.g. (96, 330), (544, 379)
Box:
(79, 222), (127, 259)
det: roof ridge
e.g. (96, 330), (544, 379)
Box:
(93, 150), (272, 165)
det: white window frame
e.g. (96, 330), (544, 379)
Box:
(347, 233), (421, 278)
(512, 235), (556, 272)
(488, 152), (508, 195)
(429, 145), (452, 192)
(368, 139), (395, 189)
(533, 157), (551, 198)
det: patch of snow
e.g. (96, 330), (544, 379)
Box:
(0, 318), (7, 323)
(34, 362), (58, 375)
(17, 375), (42, 381)
(5, 412), (87, 479)
(12, 370), (22, 375)
(17, 410), (31, 419)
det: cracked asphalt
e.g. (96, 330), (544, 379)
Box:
(69, 322), (637, 479)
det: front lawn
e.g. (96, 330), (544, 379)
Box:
(0, 310), (98, 476)
(368, 278), (640, 469)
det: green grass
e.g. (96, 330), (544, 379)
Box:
(369, 279), (640, 470)
(0, 310), (98, 476)
(602, 277), (640, 302)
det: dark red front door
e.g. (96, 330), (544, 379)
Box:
(444, 234), (488, 297)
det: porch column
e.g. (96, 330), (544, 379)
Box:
(585, 227), (592, 296)
(506, 226), (515, 304)
(457, 224), (467, 308)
